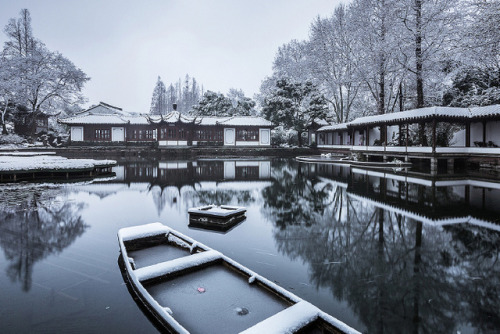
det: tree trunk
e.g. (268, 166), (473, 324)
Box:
(415, 0), (424, 108)
(377, 0), (387, 115)
(399, 82), (404, 112)
(298, 131), (303, 147)
(2, 102), (9, 135)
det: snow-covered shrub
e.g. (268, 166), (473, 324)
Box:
(0, 133), (27, 145)
(271, 126), (298, 147)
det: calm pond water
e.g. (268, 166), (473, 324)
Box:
(1, 157), (499, 333)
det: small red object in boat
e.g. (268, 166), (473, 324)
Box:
(197, 287), (205, 293)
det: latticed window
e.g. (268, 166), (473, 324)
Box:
(95, 129), (110, 140)
(237, 129), (258, 141)
(145, 130), (153, 139)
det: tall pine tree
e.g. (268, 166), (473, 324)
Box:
(150, 76), (167, 115)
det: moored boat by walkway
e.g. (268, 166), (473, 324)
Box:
(118, 223), (360, 334)
(297, 155), (412, 169)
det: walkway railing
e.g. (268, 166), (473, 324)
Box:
(317, 144), (500, 155)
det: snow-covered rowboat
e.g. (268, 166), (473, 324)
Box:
(118, 223), (360, 334)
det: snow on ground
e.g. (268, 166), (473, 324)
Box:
(0, 154), (116, 172)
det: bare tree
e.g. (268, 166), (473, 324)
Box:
(308, 5), (361, 122)
(2, 9), (89, 123)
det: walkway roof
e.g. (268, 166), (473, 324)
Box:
(317, 104), (500, 131)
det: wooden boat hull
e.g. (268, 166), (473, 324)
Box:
(118, 223), (360, 334)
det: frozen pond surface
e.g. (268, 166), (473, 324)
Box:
(1, 157), (500, 333)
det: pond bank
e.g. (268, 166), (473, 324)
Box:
(0, 153), (116, 182)
(0, 146), (318, 160)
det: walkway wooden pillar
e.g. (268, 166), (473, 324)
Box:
(398, 124), (402, 146)
(432, 119), (437, 153)
(366, 126), (370, 146)
(406, 123), (409, 147)
(419, 122), (425, 146)
(482, 121), (487, 144)
(465, 121), (471, 147)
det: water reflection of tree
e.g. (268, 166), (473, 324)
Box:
(262, 161), (333, 229)
(0, 185), (88, 291)
(262, 163), (500, 333)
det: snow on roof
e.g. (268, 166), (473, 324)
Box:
(316, 105), (500, 130)
(470, 104), (500, 118)
(58, 113), (149, 125)
(126, 115), (150, 125)
(317, 123), (349, 131)
(197, 116), (226, 126)
(149, 114), (273, 127)
(217, 116), (273, 127)
(79, 102), (133, 116)
(149, 111), (196, 124)
(349, 106), (472, 126)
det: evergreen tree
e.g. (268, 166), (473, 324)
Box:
(150, 76), (167, 115)
(262, 79), (328, 147)
(191, 91), (232, 117)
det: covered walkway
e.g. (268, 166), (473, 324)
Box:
(311, 105), (500, 172)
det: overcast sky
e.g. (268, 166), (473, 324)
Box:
(0, 0), (345, 113)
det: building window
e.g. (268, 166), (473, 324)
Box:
(95, 129), (110, 140)
(179, 128), (185, 139)
(145, 130), (153, 139)
(168, 128), (175, 139)
(237, 129), (258, 141)
(216, 130), (223, 141)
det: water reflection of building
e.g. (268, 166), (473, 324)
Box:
(307, 163), (500, 229)
(112, 159), (271, 185)
(81, 159), (272, 217)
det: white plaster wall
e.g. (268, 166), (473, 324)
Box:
(236, 141), (259, 146)
(224, 161), (235, 179)
(259, 129), (271, 145)
(70, 126), (83, 141)
(259, 161), (271, 179)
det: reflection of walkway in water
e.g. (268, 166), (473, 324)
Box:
(312, 163), (500, 228)
(264, 161), (500, 333)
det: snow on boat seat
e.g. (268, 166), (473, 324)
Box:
(119, 222), (171, 241)
(239, 301), (320, 334)
(134, 249), (222, 282)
